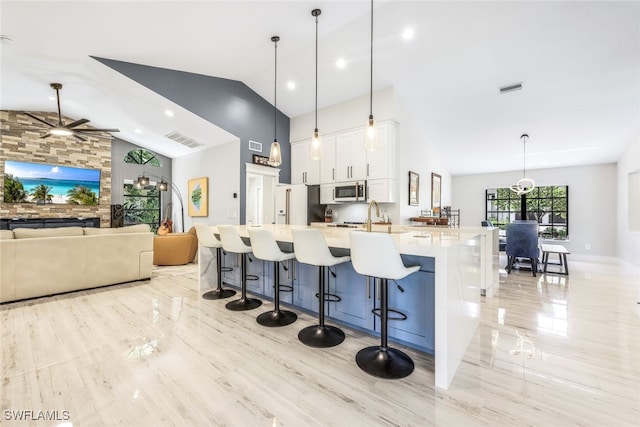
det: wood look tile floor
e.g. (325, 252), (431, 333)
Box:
(1, 257), (639, 426)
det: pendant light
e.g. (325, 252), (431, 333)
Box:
(364, 0), (380, 151)
(268, 35), (282, 167)
(309, 8), (323, 160)
(510, 133), (536, 196)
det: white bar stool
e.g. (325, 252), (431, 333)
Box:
(349, 231), (419, 379)
(218, 225), (262, 311)
(248, 227), (297, 327)
(194, 223), (236, 300)
(291, 228), (350, 348)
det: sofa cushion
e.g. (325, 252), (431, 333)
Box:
(0, 230), (14, 240)
(83, 224), (151, 235)
(13, 227), (84, 239)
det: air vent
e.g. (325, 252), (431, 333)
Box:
(164, 131), (204, 148)
(499, 82), (523, 94)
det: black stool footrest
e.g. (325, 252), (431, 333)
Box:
(220, 266), (233, 272)
(314, 292), (341, 302)
(371, 308), (408, 321)
(279, 284), (293, 293)
(246, 274), (259, 281)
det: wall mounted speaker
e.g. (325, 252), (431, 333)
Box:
(111, 204), (124, 228)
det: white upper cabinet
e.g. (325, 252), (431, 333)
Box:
(335, 129), (367, 182)
(319, 135), (337, 184)
(291, 140), (320, 185)
(367, 178), (397, 203)
(366, 121), (396, 181)
(292, 120), (396, 186)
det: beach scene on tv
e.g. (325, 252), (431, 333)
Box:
(4, 160), (101, 205)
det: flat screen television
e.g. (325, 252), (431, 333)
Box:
(4, 160), (101, 205)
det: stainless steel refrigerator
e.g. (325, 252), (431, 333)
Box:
(275, 184), (326, 225)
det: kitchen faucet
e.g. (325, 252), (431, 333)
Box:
(366, 200), (380, 232)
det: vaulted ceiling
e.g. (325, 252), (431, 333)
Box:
(1, 1), (638, 175)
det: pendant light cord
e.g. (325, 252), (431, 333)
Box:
(274, 37), (278, 141)
(369, 0), (373, 117)
(522, 134), (528, 177)
(315, 13), (319, 132)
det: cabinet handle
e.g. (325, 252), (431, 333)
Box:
(350, 166), (353, 178)
(367, 276), (371, 299)
(376, 278), (380, 301)
(367, 163), (370, 177)
(332, 168), (335, 180)
(293, 260), (296, 281)
(355, 181), (359, 201)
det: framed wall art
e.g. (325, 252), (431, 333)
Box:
(431, 173), (441, 212)
(188, 177), (208, 217)
(408, 171), (419, 206)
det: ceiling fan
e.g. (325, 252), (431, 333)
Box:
(21, 83), (120, 141)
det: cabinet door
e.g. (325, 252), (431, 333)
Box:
(335, 133), (351, 182)
(367, 179), (397, 203)
(320, 135), (336, 184)
(366, 122), (396, 180)
(376, 271), (435, 352)
(222, 251), (240, 287)
(293, 261), (320, 313)
(245, 253), (265, 295)
(291, 142), (308, 184)
(328, 261), (374, 329)
(320, 184), (335, 204)
(262, 260), (294, 304)
(349, 130), (367, 181)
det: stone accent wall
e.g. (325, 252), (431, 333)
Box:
(0, 110), (112, 226)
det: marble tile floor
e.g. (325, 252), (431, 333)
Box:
(1, 258), (638, 426)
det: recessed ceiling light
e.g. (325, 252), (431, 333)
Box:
(402, 28), (414, 40)
(134, 128), (142, 134)
(287, 81), (296, 90)
(164, 110), (174, 117)
(336, 58), (346, 69)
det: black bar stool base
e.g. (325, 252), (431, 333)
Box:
(225, 297), (262, 311)
(202, 288), (236, 300)
(298, 325), (345, 348)
(257, 310), (297, 327)
(356, 346), (414, 379)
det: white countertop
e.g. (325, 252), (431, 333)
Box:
(221, 223), (481, 258)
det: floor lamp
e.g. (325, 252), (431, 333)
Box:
(137, 172), (185, 232)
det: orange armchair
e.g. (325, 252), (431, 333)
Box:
(153, 227), (198, 266)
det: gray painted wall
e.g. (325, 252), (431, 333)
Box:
(111, 137), (172, 216)
(93, 57), (291, 222)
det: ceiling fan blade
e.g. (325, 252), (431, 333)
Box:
(74, 134), (87, 142)
(23, 112), (55, 128)
(65, 118), (90, 128)
(73, 128), (120, 133)
(40, 133), (52, 139)
(73, 130), (116, 139)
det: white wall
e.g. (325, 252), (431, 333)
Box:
(452, 163), (617, 257)
(173, 139), (241, 229)
(616, 132), (640, 270)
(290, 86), (453, 225)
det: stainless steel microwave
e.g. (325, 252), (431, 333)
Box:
(334, 181), (367, 202)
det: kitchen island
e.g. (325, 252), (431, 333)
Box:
(198, 224), (481, 390)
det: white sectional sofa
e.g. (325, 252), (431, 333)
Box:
(0, 224), (153, 303)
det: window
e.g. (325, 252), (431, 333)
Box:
(486, 186), (569, 239)
(124, 149), (160, 166)
(123, 183), (160, 232)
